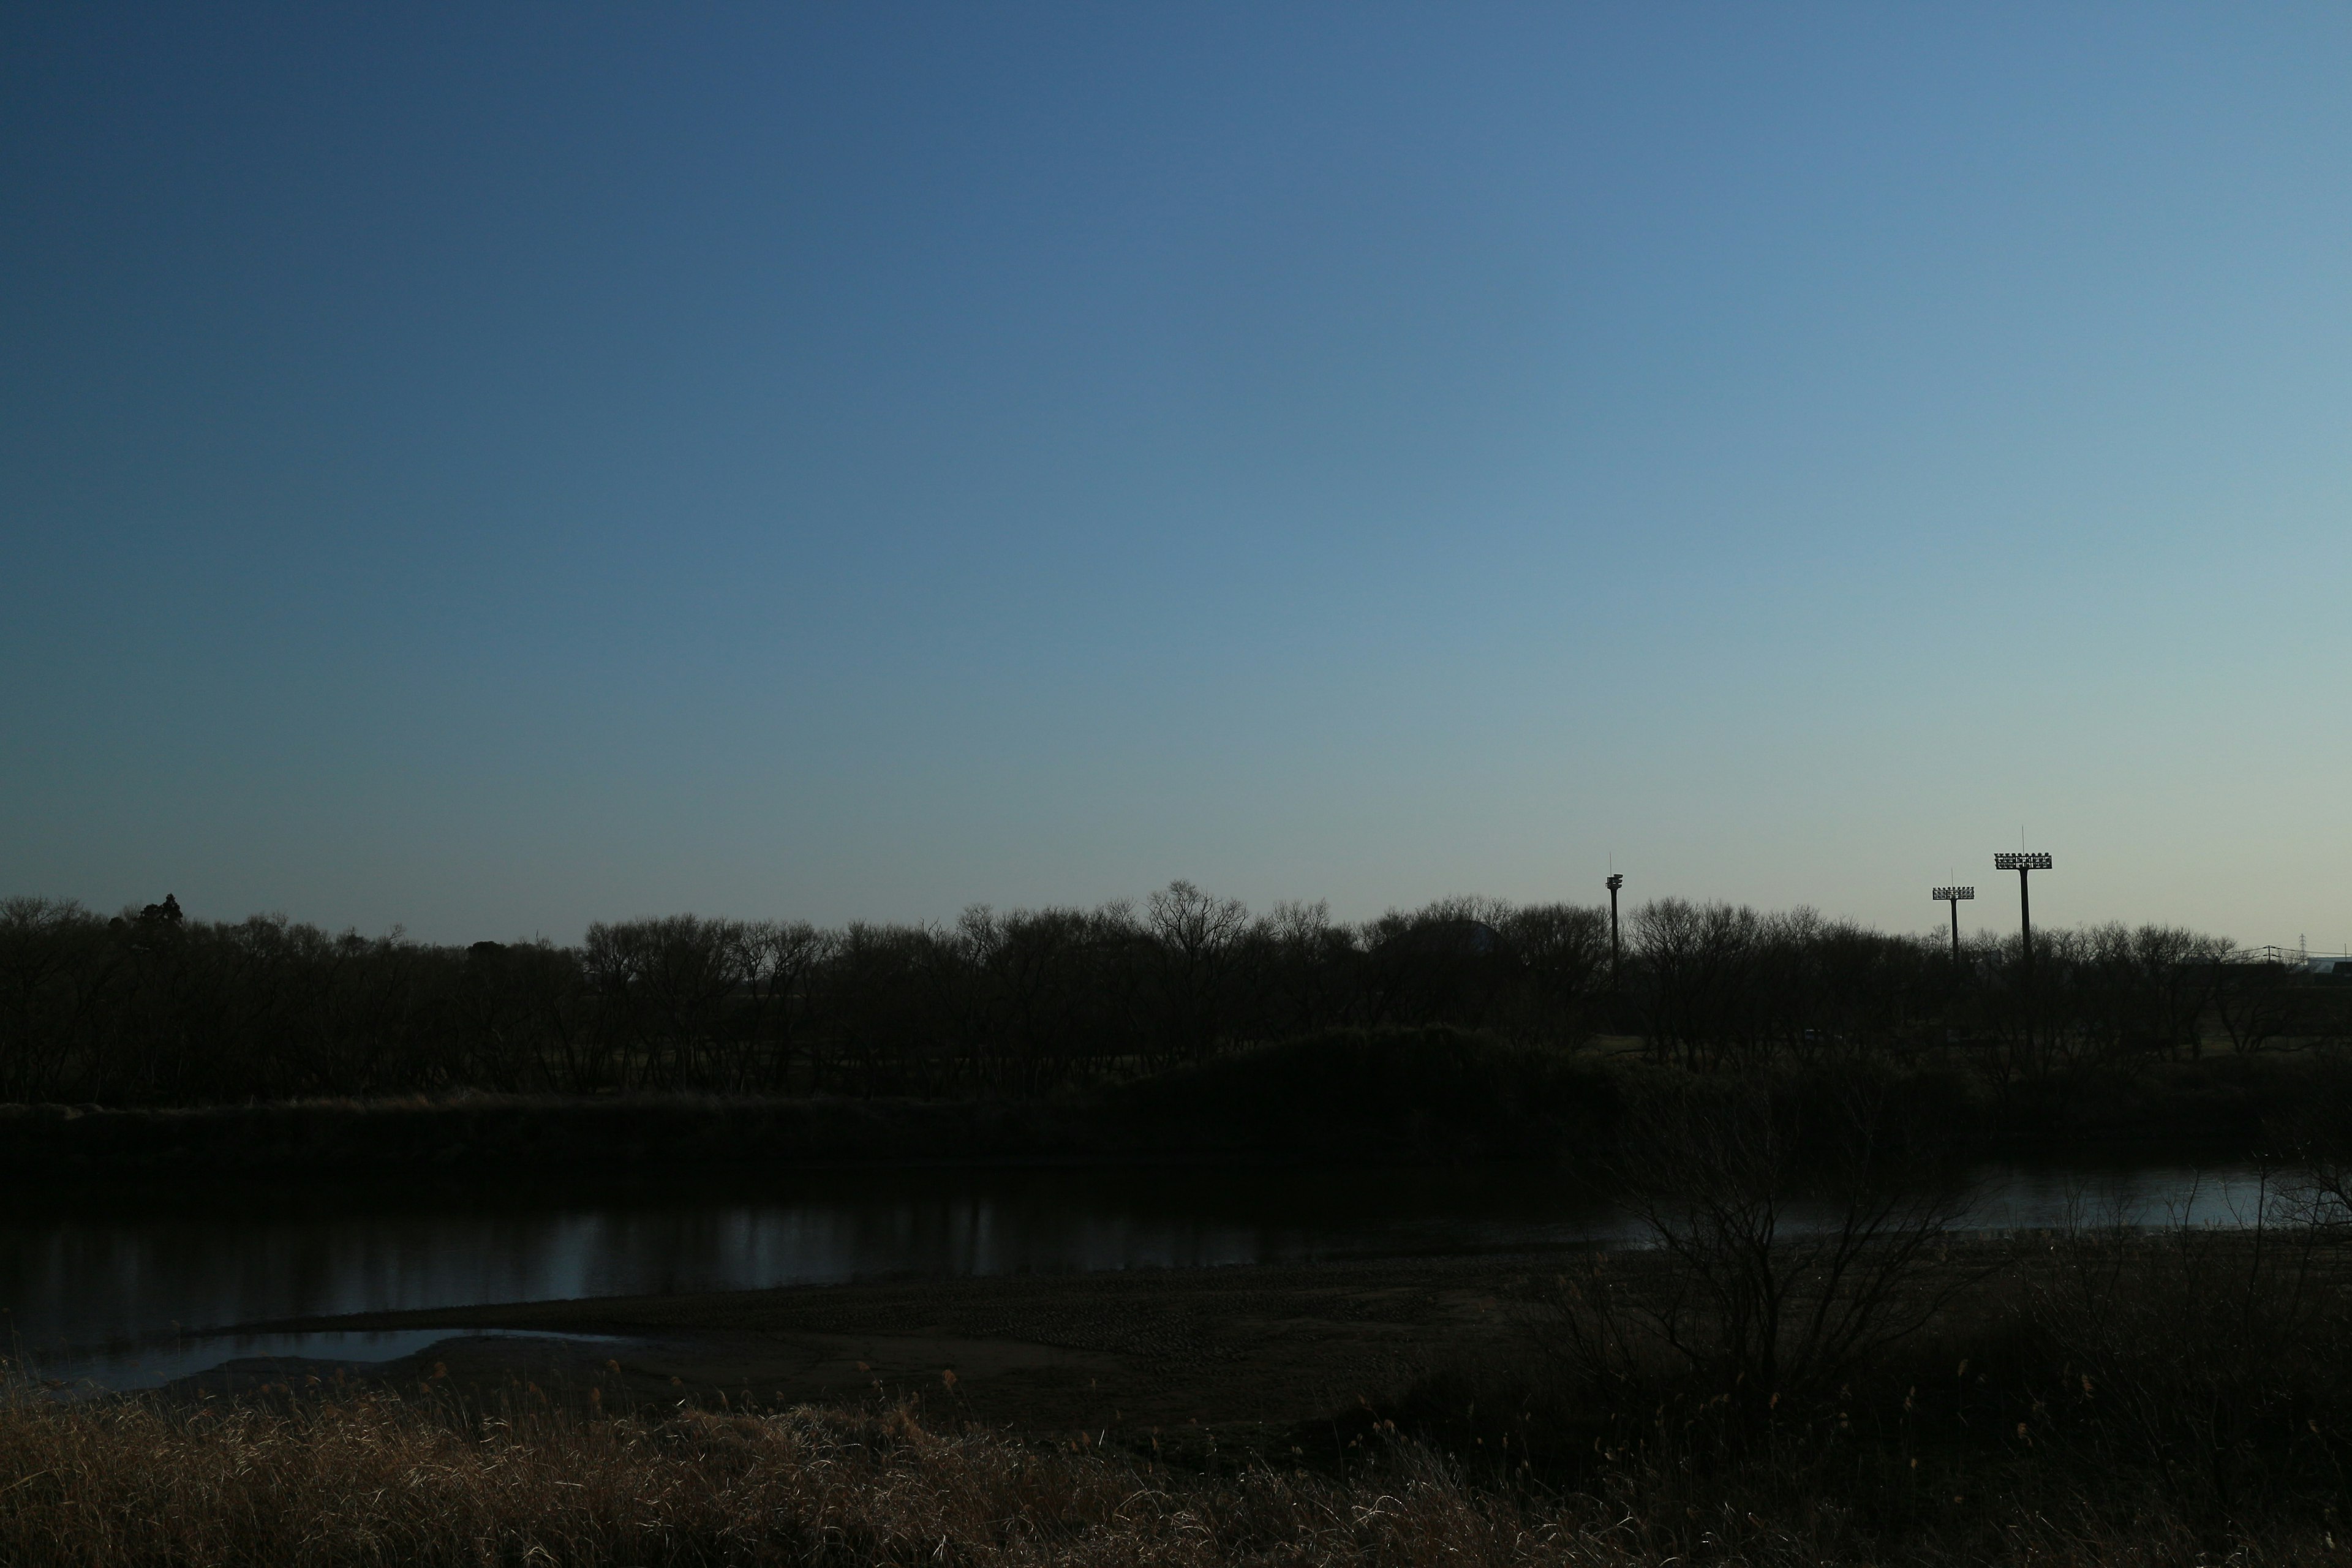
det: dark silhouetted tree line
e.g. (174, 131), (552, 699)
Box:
(1627, 897), (2348, 1085)
(0, 886), (2340, 1106)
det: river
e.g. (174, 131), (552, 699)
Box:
(2, 1158), (2271, 1390)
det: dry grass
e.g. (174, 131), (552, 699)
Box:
(0, 1382), (1601, 1567)
(4, 1374), (2348, 1567)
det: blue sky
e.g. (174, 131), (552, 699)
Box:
(4, 4), (2348, 947)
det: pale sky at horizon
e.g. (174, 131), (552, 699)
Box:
(5, 4), (2349, 951)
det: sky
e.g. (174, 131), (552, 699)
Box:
(4, 4), (2348, 949)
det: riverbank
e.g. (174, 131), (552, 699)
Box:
(2, 1030), (2339, 1182)
(15, 1232), (2352, 1564)
(20, 1384), (2271, 1568)
(234, 1250), (1537, 1442)
(0, 1030), (1617, 1181)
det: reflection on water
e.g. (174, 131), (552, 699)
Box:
(6, 1165), (1614, 1354)
(0, 1160), (2268, 1367)
(22, 1330), (630, 1396)
(1960, 1162), (2270, 1232)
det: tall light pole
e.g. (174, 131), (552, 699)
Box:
(1606, 873), (1624, 989)
(1992, 852), (2052, 978)
(1932, 885), (1974, 965)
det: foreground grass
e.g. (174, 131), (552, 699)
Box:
(3, 1378), (2345, 1567)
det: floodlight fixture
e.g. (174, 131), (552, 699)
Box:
(1992, 851), (2055, 974)
(1932, 886), (1975, 963)
(1605, 873), (1625, 987)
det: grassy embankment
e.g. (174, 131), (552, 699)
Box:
(0, 1046), (2291, 1183)
(9, 1227), (2352, 1565)
(2, 1027), (2338, 1182)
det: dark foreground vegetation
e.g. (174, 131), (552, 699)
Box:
(15, 1077), (2352, 1564)
(5, 885), (2346, 1110)
(1382, 1076), (2352, 1559)
(11, 1365), (2343, 1568)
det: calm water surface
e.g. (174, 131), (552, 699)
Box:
(2, 1159), (2267, 1385)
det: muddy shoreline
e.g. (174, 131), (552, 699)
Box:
(208, 1252), (1547, 1450)
(217, 1233), (2067, 1441)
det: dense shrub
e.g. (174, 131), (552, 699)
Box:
(1102, 1027), (1626, 1159)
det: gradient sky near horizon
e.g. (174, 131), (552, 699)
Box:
(6, 5), (2349, 949)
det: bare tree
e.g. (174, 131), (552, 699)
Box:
(1539, 1072), (1968, 1424)
(582, 916), (753, 1090)
(1251, 899), (1365, 1038)
(2028, 1182), (2352, 1520)
(2213, 954), (2333, 1055)
(740, 921), (834, 1091)
(0, 897), (111, 1101)
(1630, 899), (1761, 1070)
(1144, 880), (1250, 1065)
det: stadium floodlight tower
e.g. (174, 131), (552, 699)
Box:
(1932, 884), (1975, 965)
(1992, 851), (2054, 977)
(1606, 873), (1624, 988)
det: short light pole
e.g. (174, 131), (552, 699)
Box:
(1992, 852), (2052, 978)
(1932, 885), (1974, 965)
(1606, 873), (1624, 989)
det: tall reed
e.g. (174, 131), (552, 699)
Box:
(2, 1376), (2345, 1566)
